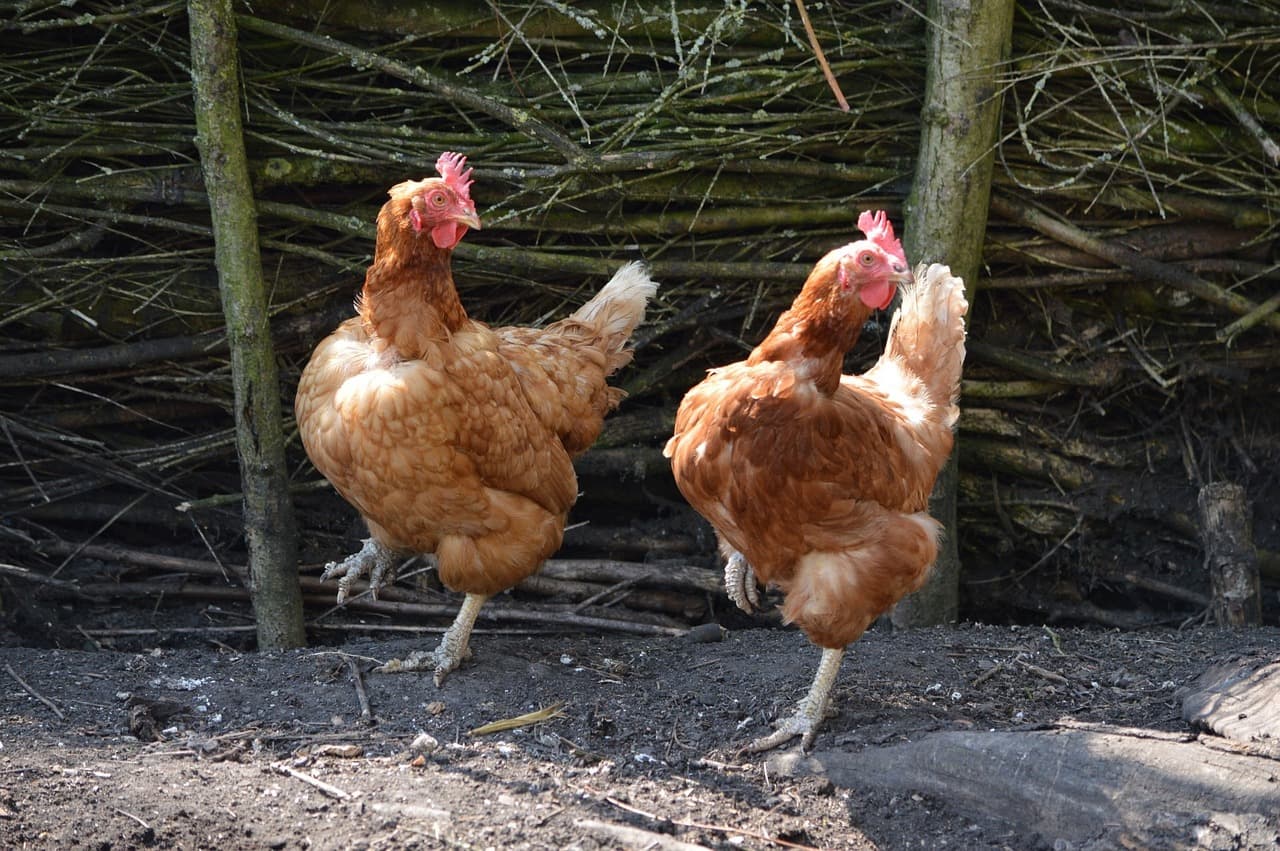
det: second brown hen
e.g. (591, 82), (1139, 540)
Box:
(665, 212), (967, 751)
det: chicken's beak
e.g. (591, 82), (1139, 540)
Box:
(891, 260), (913, 287)
(455, 209), (482, 231)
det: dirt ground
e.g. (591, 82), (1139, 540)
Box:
(2, 610), (1278, 851)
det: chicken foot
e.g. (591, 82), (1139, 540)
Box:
(742, 646), (844, 753)
(320, 537), (404, 604)
(376, 592), (489, 686)
(723, 550), (762, 613)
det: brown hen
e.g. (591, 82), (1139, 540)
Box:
(296, 153), (658, 684)
(664, 212), (967, 750)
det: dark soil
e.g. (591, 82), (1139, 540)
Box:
(3, 613), (1278, 850)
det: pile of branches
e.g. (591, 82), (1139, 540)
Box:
(1, 0), (1277, 640)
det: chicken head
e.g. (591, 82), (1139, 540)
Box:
(386, 151), (482, 250)
(843, 210), (910, 310)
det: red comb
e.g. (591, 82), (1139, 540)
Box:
(436, 152), (473, 202)
(857, 210), (904, 262)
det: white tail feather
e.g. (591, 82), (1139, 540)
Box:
(571, 261), (659, 364)
(882, 263), (968, 425)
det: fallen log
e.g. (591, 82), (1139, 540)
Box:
(771, 726), (1280, 848)
(54, 579), (689, 636)
(23, 538), (719, 626)
(1180, 656), (1280, 757)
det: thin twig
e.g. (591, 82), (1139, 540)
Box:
(4, 663), (65, 720)
(569, 576), (644, 613)
(970, 657), (1011, 687)
(793, 0), (849, 111)
(575, 819), (712, 851)
(603, 794), (825, 851)
(346, 657), (373, 725)
(0, 563), (93, 596)
(112, 807), (152, 830)
(1016, 660), (1070, 686)
(1210, 78), (1280, 165)
(270, 763), (351, 800)
(1217, 288), (1280, 343)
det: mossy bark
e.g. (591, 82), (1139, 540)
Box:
(188, 0), (306, 649)
(895, 0), (1015, 628)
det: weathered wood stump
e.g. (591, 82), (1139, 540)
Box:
(1197, 482), (1263, 626)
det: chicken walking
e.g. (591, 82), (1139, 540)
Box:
(296, 153), (658, 685)
(665, 212), (968, 751)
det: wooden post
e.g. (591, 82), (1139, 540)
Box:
(1197, 482), (1262, 626)
(188, 0), (306, 649)
(894, 0), (1016, 627)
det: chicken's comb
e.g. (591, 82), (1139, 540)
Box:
(436, 151), (473, 201)
(857, 210), (904, 261)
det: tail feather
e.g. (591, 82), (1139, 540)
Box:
(571, 262), (659, 373)
(882, 263), (968, 427)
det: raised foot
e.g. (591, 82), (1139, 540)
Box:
(319, 537), (401, 604)
(724, 550), (762, 614)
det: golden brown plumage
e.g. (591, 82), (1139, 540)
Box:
(296, 153), (658, 683)
(664, 212), (968, 750)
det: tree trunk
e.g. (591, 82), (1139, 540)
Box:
(894, 0), (1015, 628)
(188, 0), (306, 649)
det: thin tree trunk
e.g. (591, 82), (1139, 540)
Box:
(894, 0), (1015, 628)
(188, 0), (306, 649)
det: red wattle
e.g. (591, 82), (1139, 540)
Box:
(859, 277), (896, 310)
(431, 221), (465, 249)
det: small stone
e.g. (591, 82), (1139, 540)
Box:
(410, 733), (439, 754)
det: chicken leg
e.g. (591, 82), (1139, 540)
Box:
(376, 592), (489, 686)
(320, 537), (403, 603)
(743, 646), (844, 752)
(723, 550), (762, 613)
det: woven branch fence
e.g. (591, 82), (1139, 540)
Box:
(1, 0), (1277, 640)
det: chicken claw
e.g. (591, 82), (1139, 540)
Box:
(376, 592), (489, 686)
(320, 537), (401, 604)
(742, 647), (844, 753)
(723, 550), (762, 614)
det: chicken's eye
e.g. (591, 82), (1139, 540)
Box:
(427, 191), (448, 208)
(859, 252), (876, 266)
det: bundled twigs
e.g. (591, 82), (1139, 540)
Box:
(1, 0), (1277, 633)
(990, 195), (1280, 335)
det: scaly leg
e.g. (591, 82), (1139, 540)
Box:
(743, 646), (844, 753)
(723, 550), (762, 613)
(376, 593), (489, 686)
(319, 537), (402, 604)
